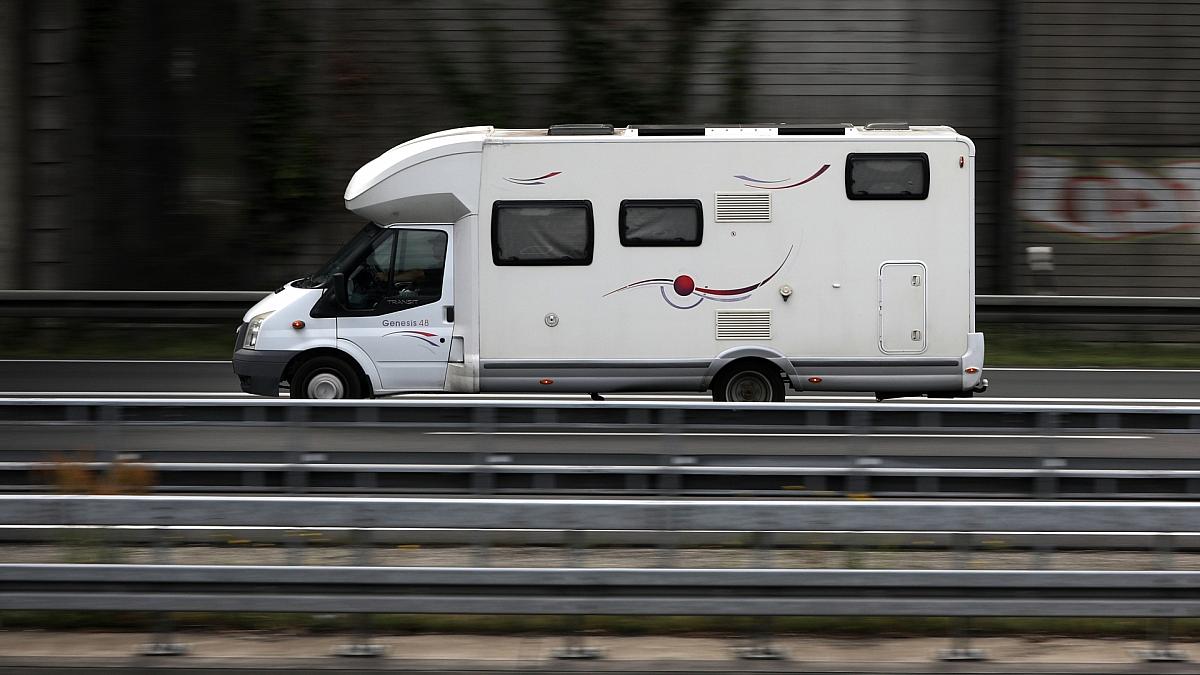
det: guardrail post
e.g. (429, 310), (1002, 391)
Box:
(1138, 533), (1187, 662)
(1141, 619), (1188, 663)
(552, 529), (602, 660)
(736, 617), (785, 660)
(285, 528), (306, 565)
(334, 615), (385, 658)
(335, 529), (385, 657)
(553, 615), (602, 660)
(939, 533), (986, 662)
(98, 404), (120, 465)
(470, 407), (498, 494)
(658, 408), (684, 495)
(138, 528), (188, 656)
(736, 531), (785, 660)
(1035, 412), (1060, 499)
(938, 618), (985, 662)
(471, 531), (492, 567)
(847, 411), (871, 497)
(286, 406), (310, 494)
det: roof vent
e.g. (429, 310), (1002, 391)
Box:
(865, 122), (910, 131)
(777, 123), (851, 136)
(548, 124), (615, 136)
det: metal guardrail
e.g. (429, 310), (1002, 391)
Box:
(976, 294), (1200, 325)
(4, 495), (1198, 659)
(6, 495), (1200, 532)
(2, 290), (1200, 324)
(7, 398), (1200, 498)
(3, 564), (1198, 617)
(6, 397), (1200, 431)
(7, 453), (1200, 499)
(0, 290), (268, 320)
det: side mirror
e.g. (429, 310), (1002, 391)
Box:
(331, 273), (348, 307)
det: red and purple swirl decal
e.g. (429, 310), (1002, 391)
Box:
(604, 246), (793, 309)
(505, 172), (562, 185)
(383, 330), (440, 347)
(736, 164), (830, 190)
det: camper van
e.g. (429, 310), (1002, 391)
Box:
(232, 123), (986, 402)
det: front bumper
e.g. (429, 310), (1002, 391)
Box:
(232, 348), (294, 396)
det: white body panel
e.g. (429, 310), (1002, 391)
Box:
(256, 125), (984, 397)
(475, 136), (971, 365)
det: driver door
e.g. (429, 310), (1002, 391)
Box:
(337, 225), (454, 392)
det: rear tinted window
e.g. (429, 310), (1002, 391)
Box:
(492, 201), (593, 265)
(845, 153), (929, 200)
(619, 200), (702, 246)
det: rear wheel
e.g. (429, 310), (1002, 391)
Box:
(712, 363), (785, 403)
(290, 356), (363, 399)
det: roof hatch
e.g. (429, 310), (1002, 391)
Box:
(548, 124), (615, 136)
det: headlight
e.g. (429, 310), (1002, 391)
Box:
(243, 311), (274, 349)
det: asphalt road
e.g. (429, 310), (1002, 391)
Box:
(1, 359), (1198, 403)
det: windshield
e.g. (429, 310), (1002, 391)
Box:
(294, 222), (383, 288)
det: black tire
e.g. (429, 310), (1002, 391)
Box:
(290, 356), (363, 399)
(712, 363), (785, 403)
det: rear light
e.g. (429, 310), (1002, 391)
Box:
(808, 377), (823, 384)
(965, 367), (979, 374)
(539, 379), (554, 385)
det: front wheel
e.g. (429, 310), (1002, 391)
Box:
(290, 356), (363, 399)
(712, 364), (785, 402)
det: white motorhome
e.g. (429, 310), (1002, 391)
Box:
(233, 123), (986, 402)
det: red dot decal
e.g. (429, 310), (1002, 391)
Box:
(673, 275), (695, 296)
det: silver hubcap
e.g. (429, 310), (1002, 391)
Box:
(726, 371), (772, 402)
(307, 372), (346, 399)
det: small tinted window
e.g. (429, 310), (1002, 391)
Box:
(845, 153), (929, 200)
(619, 200), (703, 246)
(492, 201), (593, 265)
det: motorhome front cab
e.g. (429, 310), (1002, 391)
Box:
(232, 123), (986, 402)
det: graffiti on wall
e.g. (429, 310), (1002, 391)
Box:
(1016, 157), (1200, 240)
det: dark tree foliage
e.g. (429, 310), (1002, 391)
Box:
(245, 0), (323, 260)
(421, 0), (751, 127)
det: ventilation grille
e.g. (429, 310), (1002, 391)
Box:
(715, 193), (771, 222)
(715, 310), (772, 340)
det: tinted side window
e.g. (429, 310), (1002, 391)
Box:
(382, 229), (446, 311)
(845, 153), (929, 200)
(619, 200), (703, 246)
(492, 201), (593, 265)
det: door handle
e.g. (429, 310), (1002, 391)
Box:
(444, 306), (455, 323)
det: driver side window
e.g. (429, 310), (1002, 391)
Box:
(383, 229), (447, 311)
(343, 229), (448, 313)
(345, 231), (395, 310)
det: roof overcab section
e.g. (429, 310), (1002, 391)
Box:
(344, 127), (488, 225)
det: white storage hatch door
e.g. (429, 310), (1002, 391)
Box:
(879, 262), (927, 353)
